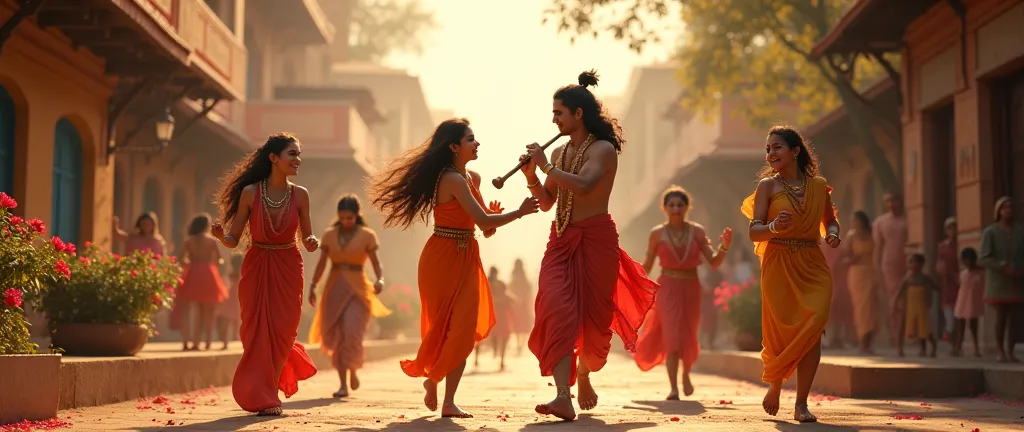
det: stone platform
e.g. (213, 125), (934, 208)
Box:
(693, 348), (1024, 400)
(57, 338), (419, 409)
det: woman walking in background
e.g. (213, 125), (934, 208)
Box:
(844, 211), (878, 355)
(508, 259), (534, 355)
(741, 126), (840, 422)
(173, 213), (228, 351)
(112, 212), (166, 256)
(212, 132), (320, 416)
(633, 186), (732, 399)
(369, 118), (538, 418)
(308, 194), (391, 398)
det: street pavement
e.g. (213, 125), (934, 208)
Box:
(53, 347), (1024, 431)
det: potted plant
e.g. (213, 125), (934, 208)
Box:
(0, 192), (69, 424)
(714, 277), (763, 352)
(375, 284), (420, 340)
(39, 243), (181, 356)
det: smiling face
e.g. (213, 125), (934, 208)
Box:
(663, 195), (689, 220)
(337, 209), (358, 230)
(450, 126), (479, 164)
(270, 141), (302, 176)
(552, 99), (582, 136)
(765, 133), (799, 173)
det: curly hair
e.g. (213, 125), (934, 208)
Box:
(554, 70), (625, 152)
(756, 125), (820, 179)
(368, 118), (471, 229)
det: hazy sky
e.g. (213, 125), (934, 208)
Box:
(387, 0), (679, 279)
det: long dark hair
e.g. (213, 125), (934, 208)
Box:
(187, 213), (211, 236)
(369, 118), (470, 229)
(853, 210), (871, 234)
(134, 211), (166, 246)
(756, 125), (819, 179)
(554, 70), (625, 152)
(216, 133), (298, 226)
(334, 194), (366, 227)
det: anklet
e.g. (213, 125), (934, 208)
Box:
(556, 385), (571, 399)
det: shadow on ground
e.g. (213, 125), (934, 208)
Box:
(623, 399), (706, 416)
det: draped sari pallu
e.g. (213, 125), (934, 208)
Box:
(529, 214), (657, 386)
(741, 177), (835, 385)
(400, 186), (495, 383)
(232, 187), (317, 413)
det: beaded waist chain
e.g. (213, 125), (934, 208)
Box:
(768, 237), (819, 252)
(433, 226), (476, 249)
(661, 268), (699, 279)
(331, 263), (364, 272)
(253, 241), (296, 250)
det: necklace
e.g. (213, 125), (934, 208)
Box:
(666, 223), (691, 248)
(261, 180), (291, 209)
(554, 134), (595, 237)
(337, 227), (357, 247)
(430, 165), (474, 208)
(773, 174), (807, 213)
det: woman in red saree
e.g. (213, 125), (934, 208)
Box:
(633, 186), (732, 400)
(212, 133), (320, 416)
(370, 118), (538, 418)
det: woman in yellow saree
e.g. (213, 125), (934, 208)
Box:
(741, 126), (840, 423)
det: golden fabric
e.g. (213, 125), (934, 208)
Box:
(740, 176), (835, 384)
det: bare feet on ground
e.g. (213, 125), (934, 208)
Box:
(349, 370), (360, 391)
(794, 403), (818, 422)
(440, 401), (473, 418)
(762, 383), (782, 416)
(256, 406), (283, 416)
(576, 376), (598, 411)
(331, 388), (348, 398)
(535, 388), (576, 421)
(422, 379), (438, 411)
(682, 372), (695, 397)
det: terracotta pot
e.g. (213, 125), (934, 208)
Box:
(733, 331), (763, 352)
(0, 354), (61, 424)
(50, 323), (148, 356)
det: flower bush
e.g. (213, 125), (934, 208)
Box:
(1, 192), (74, 354)
(38, 243), (181, 332)
(714, 277), (762, 337)
(375, 283), (420, 338)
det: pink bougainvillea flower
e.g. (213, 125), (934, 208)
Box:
(83, 241), (92, 248)
(10, 215), (23, 225)
(51, 236), (66, 252)
(3, 288), (23, 309)
(28, 218), (45, 233)
(64, 242), (76, 255)
(54, 260), (71, 279)
(0, 192), (17, 209)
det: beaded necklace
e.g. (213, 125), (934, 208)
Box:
(553, 134), (595, 237)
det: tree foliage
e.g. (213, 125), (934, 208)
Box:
(349, 0), (437, 63)
(544, 0), (902, 192)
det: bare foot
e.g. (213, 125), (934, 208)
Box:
(441, 402), (473, 418)
(576, 376), (598, 411)
(422, 379), (438, 411)
(350, 370), (360, 391)
(535, 386), (576, 421)
(794, 403), (817, 423)
(332, 388), (348, 398)
(762, 383), (781, 416)
(665, 390), (679, 401)
(256, 406), (283, 416)
(682, 372), (695, 397)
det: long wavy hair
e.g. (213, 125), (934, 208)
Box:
(133, 211), (166, 248)
(215, 133), (298, 229)
(756, 125), (820, 179)
(554, 70), (625, 152)
(334, 194), (366, 227)
(369, 118), (470, 229)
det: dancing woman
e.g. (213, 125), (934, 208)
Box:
(633, 186), (732, 400)
(308, 194), (391, 398)
(212, 133), (320, 416)
(370, 118), (539, 418)
(740, 125), (840, 423)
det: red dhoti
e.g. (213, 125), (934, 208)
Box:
(528, 214), (657, 385)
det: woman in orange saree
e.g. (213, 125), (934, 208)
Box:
(633, 186), (732, 399)
(369, 118), (539, 418)
(211, 133), (321, 416)
(741, 126), (840, 423)
(308, 194), (391, 398)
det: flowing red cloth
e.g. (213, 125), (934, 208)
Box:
(529, 214), (657, 385)
(232, 187), (317, 412)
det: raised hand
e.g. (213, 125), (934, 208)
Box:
(720, 227), (734, 250)
(488, 200), (505, 214)
(526, 143), (548, 168)
(211, 222), (225, 240)
(519, 196), (540, 215)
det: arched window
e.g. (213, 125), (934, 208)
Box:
(0, 85), (14, 195)
(52, 118), (83, 244)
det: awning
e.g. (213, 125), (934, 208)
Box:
(811, 0), (939, 58)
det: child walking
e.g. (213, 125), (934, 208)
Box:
(953, 247), (985, 357)
(894, 253), (939, 357)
